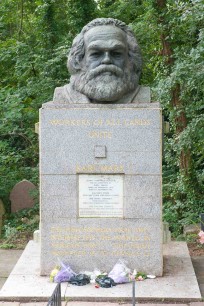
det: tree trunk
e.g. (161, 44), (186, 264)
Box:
(18, 0), (24, 38)
(156, 0), (190, 173)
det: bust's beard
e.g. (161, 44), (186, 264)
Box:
(70, 64), (138, 102)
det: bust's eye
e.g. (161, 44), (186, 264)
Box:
(90, 51), (101, 57)
(111, 51), (123, 57)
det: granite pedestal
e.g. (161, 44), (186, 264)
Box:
(40, 102), (163, 276)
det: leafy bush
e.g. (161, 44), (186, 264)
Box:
(0, 203), (39, 249)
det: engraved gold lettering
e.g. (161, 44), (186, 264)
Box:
(49, 118), (151, 127)
(89, 131), (112, 139)
(105, 119), (122, 126)
(50, 225), (151, 258)
(49, 119), (91, 126)
(76, 164), (96, 172)
(81, 119), (91, 126)
(124, 119), (151, 126)
(100, 165), (124, 172)
(93, 119), (103, 126)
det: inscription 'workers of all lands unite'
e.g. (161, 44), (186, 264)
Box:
(49, 118), (151, 127)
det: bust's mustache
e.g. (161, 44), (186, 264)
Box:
(70, 62), (138, 102)
(85, 64), (123, 80)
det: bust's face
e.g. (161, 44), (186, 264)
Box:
(82, 25), (128, 71)
(70, 24), (138, 102)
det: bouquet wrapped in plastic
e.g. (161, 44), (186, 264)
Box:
(108, 259), (131, 283)
(54, 261), (76, 283)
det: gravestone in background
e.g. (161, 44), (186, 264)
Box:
(40, 18), (163, 276)
(10, 180), (36, 213)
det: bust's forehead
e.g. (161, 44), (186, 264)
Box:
(84, 25), (127, 45)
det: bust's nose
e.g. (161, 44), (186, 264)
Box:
(101, 52), (112, 64)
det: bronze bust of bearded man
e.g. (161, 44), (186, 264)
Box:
(53, 18), (150, 104)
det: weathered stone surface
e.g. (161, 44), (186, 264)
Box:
(163, 221), (171, 244)
(33, 230), (40, 243)
(53, 18), (145, 105)
(40, 18), (163, 276)
(35, 122), (39, 134)
(40, 102), (162, 276)
(40, 104), (161, 175)
(41, 194), (77, 219)
(40, 217), (163, 275)
(183, 224), (200, 235)
(94, 145), (107, 158)
(10, 180), (36, 213)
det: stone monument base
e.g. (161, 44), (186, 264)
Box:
(0, 241), (201, 302)
(40, 102), (163, 276)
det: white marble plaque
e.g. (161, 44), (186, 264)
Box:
(79, 174), (123, 218)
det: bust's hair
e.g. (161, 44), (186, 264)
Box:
(68, 18), (142, 77)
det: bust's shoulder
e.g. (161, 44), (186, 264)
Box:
(53, 84), (71, 103)
(53, 84), (90, 104)
(132, 86), (151, 103)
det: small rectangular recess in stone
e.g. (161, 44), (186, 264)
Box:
(94, 145), (106, 158)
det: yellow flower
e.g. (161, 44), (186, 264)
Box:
(50, 267), (60, 282)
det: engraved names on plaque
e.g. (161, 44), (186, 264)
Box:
(79, 174), (123, 218)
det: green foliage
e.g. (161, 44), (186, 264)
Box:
(0, 0), (203, 237)
(97, 1), (163, 85)
(135, 271), (147, 280)
(66, 0), (98, 35)
(0, 243), (16, 249)
(0, 0), (97, 211)
(98, 0), (204, 234)
(185, 233), (198, 243)
(155, 1), (204, 234)
(4, 204), (39, 234)
(0, 203), (39, 249)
